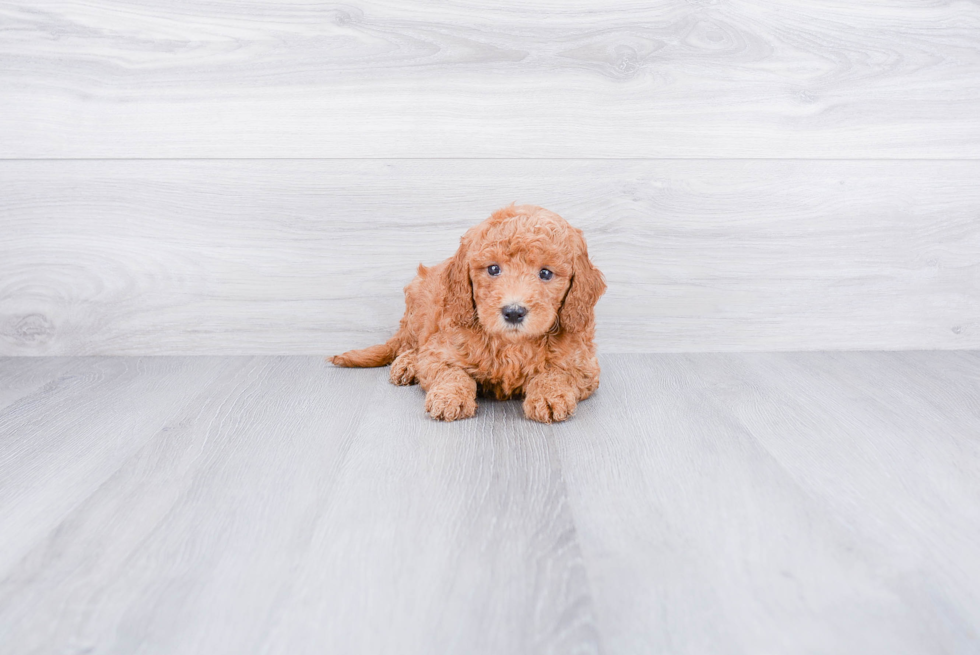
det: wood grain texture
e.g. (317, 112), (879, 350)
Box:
(554, 351), (980, 655)
(1, 353), (979, 653)
(0, 356), (598, 655)
(1, 0), (979, 158)
(1, 159), (977, 355)
(0, 357), (87, 410)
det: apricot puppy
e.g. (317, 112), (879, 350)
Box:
(331, 204), (606, 423)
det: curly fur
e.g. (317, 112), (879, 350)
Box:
(331, 204), (606, 423)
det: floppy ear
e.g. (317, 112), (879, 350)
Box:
(443, 235), (477, 327)
(558, 231), (606, 335)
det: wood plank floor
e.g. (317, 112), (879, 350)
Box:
(1, 352), (978, 654)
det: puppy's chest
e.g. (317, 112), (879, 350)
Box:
(464, 343), (542, 399)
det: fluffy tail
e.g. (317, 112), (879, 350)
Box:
(330, 336), (400, 368)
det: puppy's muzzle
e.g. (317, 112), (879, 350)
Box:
(502, 304), (528, 325)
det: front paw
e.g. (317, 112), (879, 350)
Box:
(523, 388), (577, 423)
(425, 385), (477, 422)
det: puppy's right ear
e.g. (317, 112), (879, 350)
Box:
(444, 235), (477, 327)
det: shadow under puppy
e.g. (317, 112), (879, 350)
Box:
(331, 204), (606, 422)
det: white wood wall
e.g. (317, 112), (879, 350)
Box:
(1, 0), (978, 355)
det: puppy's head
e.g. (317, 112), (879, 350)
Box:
(445, 205), (605, 339)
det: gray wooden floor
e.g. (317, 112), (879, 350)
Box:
(2, 352), (978, 654)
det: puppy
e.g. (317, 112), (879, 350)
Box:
(331, 204), (606, 423)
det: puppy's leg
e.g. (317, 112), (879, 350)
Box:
(579, 367), (601, 401)
(523, 368), (580, 423)
(420, 365), (477, 422)
(390, 349), (418, 386)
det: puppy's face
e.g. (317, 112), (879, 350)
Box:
(470, 254), (570, 339)
(467, 212), (576, 339)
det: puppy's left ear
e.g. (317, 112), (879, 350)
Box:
(558, 230), (606, 335)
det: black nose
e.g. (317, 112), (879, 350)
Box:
(502, 304), (528, 324)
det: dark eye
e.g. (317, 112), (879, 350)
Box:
(538, 268), (554, 281)
(487, 264), (501, 276)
